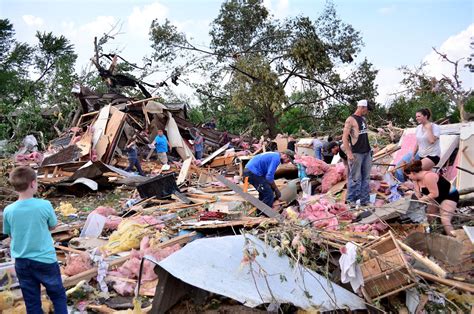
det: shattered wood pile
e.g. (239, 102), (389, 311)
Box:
(1, 104), (473, 312)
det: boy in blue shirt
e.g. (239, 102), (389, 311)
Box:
(243, 150), (294, 210)
(150, 129), (171, 165)
(3, 166), (67, 313)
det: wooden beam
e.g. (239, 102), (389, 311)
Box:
(397, 240), (448, 278)
(214, 174), (280, 219)
(413, 269), (474, 293)
(177, 158), (192, 185)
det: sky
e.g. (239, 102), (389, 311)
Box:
(2, 0), (473, 105)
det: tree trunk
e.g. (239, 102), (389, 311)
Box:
(263, 107), (279, 138)
(71, 107), (83, 128)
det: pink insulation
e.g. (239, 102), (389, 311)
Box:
(299, 196), (352, 231)
(15, 152), (43, 164)
(131, 215), (163, 229)
(392, 132), (417, 165)
(350, 221), (388, 236)
(104, 215), (123, 230)
(92, 206), (117, 216)
(369, 180), (381, 193)
(108, 237), (181, 296)
(320, 163), (346, 193)
(294, 156), (346, 193)
(294, 155), (329, 175)
(374, 199), (385, 207)
(64, 253), (92, 276)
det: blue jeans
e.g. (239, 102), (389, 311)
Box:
(195, 150), (203, 160)
(126, 158), (145, 176)
(347, 151), (372, 205)
(15, 258), (67, 314)
(244, 170), (274, 208)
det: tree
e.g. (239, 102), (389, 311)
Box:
(388, 48), (473, 125)
(149, 0), (376, 137)
(0, 19), (77, 142)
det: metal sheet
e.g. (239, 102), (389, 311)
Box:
(157, 235), (366, 311)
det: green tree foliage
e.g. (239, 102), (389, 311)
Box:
(387, 64), (457, 127)
(149, 0), (377, 137)
(0, 19), (77, 142)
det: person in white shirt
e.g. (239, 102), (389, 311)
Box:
(412, 108), (441, 171)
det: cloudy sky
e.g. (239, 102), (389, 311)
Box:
(2, 0), (473, 105)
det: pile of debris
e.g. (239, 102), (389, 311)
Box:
(0, 97), (473, 313)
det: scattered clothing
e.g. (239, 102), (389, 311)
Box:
(339, 242), (364, 292)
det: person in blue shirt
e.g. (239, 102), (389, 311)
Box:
(3, 166), (67, 314)
(193, 130), (204, 160)
(312, 137), (325, 160)
(150, 129), (171, 165)
(243, 150), (294, 210)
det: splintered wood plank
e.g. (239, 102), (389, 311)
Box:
(103, 110), (126, 163)
(92, 105), (111, 148)
(95, 135), (109, 161)
(177, 158), (192, 185)
(200, 143), (229, 166)
(214, 174), (279, 218)
(76, 131), (93, 157)
(105, 110), (126, 145)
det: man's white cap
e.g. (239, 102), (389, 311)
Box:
(357, 99), (368, 107)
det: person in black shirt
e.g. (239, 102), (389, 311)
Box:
(287, 135), (296, 152)
(342, 100), (372, 205)
(404, 160), (459, 235)
(321, 141), (340, 164)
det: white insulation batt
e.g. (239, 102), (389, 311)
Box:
(157, 235), (367, 311)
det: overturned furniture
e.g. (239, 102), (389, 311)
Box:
(360, 231), (416, 302)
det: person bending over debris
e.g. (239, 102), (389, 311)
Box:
(150, 129), (171, 165)
(243, 150), (294, 209)
(287, 135), (296, 152)
(321, 141), (340, 164)
(3, 166), (67, 313)
(343, 99), (372, 206)
(404, 160), (459, 235)
(412, 108), (441, 171)
(125, 136), (145, 176)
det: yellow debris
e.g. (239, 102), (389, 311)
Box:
(56, 202), (77, 216)
(102, 220), (150, 254)
(0, 290), (14, 310)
